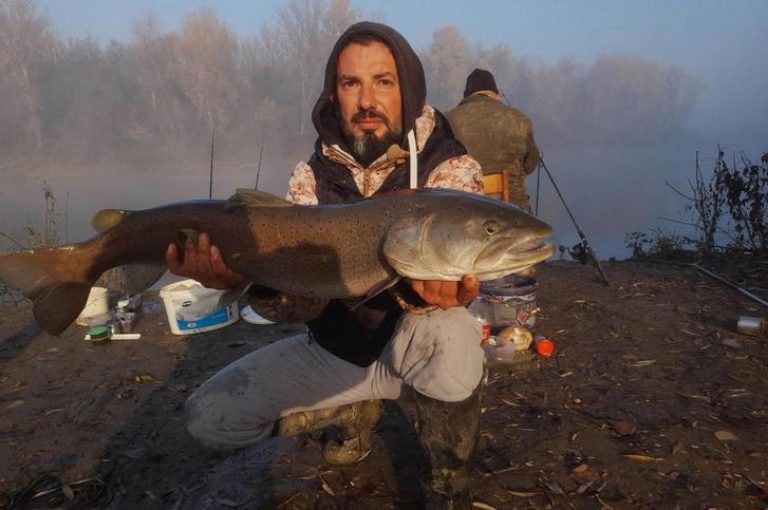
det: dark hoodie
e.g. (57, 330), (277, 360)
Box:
(311, 21), (426, 150)
(307, 21), (466, 204)
(305, 22), (468, 366)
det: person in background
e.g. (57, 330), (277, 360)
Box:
(166, 21), (485, 509)
(446, 68), (539, 210)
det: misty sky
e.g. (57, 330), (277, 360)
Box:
(21, 0), (768, 258)
(38, 0), (767, 151)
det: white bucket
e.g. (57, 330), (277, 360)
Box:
(76, 286), (110, 326)
(159, 279), (239, 335)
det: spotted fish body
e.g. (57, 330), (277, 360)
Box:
(0, 188), (554, 335)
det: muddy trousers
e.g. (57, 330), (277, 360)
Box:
(416, 385), (481, 509)
(185, 307), (485, 449)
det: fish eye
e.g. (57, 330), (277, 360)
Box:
(483, 220), (501, 235)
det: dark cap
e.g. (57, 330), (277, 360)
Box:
(463, 68), (498, 97)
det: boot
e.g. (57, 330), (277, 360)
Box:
(415, 386), (482, 510)
(274, 399), (382, 465)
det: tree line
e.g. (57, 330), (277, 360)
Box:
(0, 0), (702, 164)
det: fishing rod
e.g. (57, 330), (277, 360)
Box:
(538, 155), (610, 286)
(255, 130), (267, 189)
(208, 128), (215, 200)
(500, 91), (608, 284)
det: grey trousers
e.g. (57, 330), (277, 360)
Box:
(185, 307), (484, 449)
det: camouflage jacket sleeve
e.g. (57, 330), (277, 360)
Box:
(424, 154), (484, 194)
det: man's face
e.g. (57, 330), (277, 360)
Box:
(335, 41), (402, 162)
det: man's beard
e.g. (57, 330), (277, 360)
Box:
(342, 110), (402, 167)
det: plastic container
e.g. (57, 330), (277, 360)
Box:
(469, 276), (538, 330)
(482, 335), (518, 365)
(159, 279), (239, 335)
(76, 287), (110, 326)
(87, 325), (111, 344)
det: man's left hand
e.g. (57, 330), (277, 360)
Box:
(406, 274), (479, 309)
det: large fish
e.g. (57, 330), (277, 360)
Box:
(0, 188), (554, 335)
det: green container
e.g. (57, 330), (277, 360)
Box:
(88, 325), (111, 344)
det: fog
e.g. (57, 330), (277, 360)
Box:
(1, 0), (765, 261)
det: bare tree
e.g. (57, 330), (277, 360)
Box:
(131, 10), (190, 138)
(0, 0), (54, 150)
(422, 26), (471, 110)
(268, 0), (359, 135)
(173, 8), (240, 132)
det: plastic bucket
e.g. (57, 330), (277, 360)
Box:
(469, 275), (538, 329)
(159, 279), (239, 335)
(76, 286), (110, 326)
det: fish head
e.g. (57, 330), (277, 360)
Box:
(383, 190), (555, 281)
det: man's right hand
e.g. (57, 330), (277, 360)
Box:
(165, 232), (246, 289)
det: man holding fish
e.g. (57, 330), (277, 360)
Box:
(167, 22), (540, 509)
(166, 22), (487, 508)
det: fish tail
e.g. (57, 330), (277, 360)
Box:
(0, 247), (96, 335)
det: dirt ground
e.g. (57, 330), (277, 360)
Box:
(1, 260), (767, 510)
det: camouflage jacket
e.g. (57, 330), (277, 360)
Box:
(445, 94), (539, 209)
(286, 105), (482, 204)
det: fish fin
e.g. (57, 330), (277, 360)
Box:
(119, 263), (168, 296)
(0, 249), (95, 335)
(215, 281), (252, 310)
(34, 282), (92, 335)
(226, 189), (293, 209)
(349, 276), (401, 311)
(92, 209), (132, 233)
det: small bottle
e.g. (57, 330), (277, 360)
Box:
(469, 298), (492, 345)
(476, 315), (491, 345)
(533, 333), (555, 357)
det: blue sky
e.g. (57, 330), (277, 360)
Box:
(37, 0), (768, 143)
(38, 0), (765, 69)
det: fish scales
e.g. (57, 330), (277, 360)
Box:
(0, 189), (555, 335)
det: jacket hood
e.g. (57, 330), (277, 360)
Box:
(311, 21), (426, 149)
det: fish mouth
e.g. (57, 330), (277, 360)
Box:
(474, 237), (555, 279)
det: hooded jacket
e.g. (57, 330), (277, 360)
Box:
(446, 93), (539, 209)
(285, 22), (483, 366)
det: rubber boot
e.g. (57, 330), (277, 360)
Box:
(274, 399), (382, 465)
(415, 385), (481, 510)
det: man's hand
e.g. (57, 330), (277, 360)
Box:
(165, 232), (246, 289)
(406, 274), (479, 309)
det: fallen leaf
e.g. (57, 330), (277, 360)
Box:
(5, 400), (25, 410)
(571, 463), (590, 474)
(714, 430), (739, 441)
(471, 502), (498, 509)
(608, 420), (637, 436)
(623, 454), (664, 462)
(62, 484), (75, 501)
(507, 490), (537, 498)
(721, 338), (741, 348)
(319, 475), (336, 496)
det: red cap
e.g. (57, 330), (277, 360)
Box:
(535, 338), (555, 357)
